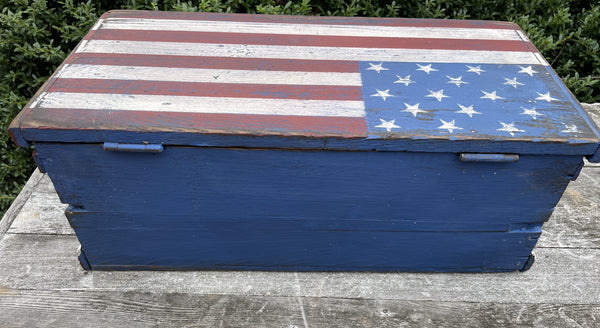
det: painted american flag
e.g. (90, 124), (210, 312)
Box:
(17, 11), (599, 143)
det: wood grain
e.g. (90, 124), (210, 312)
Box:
(1, 233), (599, 304)
(1, 290), (599, 328)
(538, 167), (600, 249)
(7, 191), (70, 235)
(0, 170), (44, 234)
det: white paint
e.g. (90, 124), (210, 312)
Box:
(365, 62), (388, 74)
(426, 89), (449, 102)
(534, 52), (549, 65)
(465, 65), (485, 75)
(480, 90), (504, 101)
(416, 63), (438, 74)
(535, 91), (559, 103)
(497, 121), (525, 136)
(73, 40), (89, 57)
(37, 92), (366, 117)
(102, 17), (524, 41)
(28, 94), (44, 109)
(91, 18), (104, 31)
(561, 124), (580, 133)
(516, 30), (530, 43)
(455, 104), (481, 118)
(59, 64), (363, 86)
(394, 75), (414, 86)
(517, 65), (538, 76)
(446, 75), (468, 87)
(403, 103), (426, 117)
(374, 118), (400, 132)
(370, 89), (394, 101)
(438, 119), (462, 133)
(79, 40), (543, 65)
(503, 77), (524, 88)
(520, 107), (543, 120)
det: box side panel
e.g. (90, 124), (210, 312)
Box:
(35, 143), (582, 225)
(67, 209), (540, 272)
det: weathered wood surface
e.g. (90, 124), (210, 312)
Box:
(0, 170), (45, 235)
(1, 103), (599, 327)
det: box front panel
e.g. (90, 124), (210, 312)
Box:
(35, 143), (581, 271)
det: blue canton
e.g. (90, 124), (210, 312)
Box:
(360, 62), (591, 139)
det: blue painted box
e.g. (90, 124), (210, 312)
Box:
(9, 11), (600, 272)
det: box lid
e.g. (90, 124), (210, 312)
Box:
(9, 10), (600, 160)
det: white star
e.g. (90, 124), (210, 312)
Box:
(394, 74), (415, 86)
(375, 118), (400, 132)
(466, 65), (485, 75)
(561, 124), (580, 133)
(535, 91), (559, 102)
(504, 77), (524, 88)
(446, 75), (468, 87)
(416, 64), (438, 74)
(518, 65), (538, 76)
(438, 119), (462, 133)
(403, 102), (427, 117)
(497, 122), (524, 136)
(371, 89), (394, 101)
(366, 62), (389, 74)
(520, 107), (544, 120)
(480, 90), (504, 101)
(455, 104), (481, 118)
(426, 89), (449, 102)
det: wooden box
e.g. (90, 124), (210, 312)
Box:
(9, 11), (600, 272)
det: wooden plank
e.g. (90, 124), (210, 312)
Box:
(1, 233), (599, 304)
(0, 290), (598, 328)
(538, 167), (600, 248)
(7, 191), (71, 235)
(0, 170), (45, 235)
(582, 103), (600, 166)
(35, 173), (60, 194)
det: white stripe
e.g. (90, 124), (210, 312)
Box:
(516, 30), (530, 43)
(59, 64), (363, 86)
(37, 92), (366, 117)
(91, 18), (104, 31)
(81, 40), (542, 65)
(534, 52), (549, 66)
(102, 17), (523, 41)
(73, 40), (89, 57)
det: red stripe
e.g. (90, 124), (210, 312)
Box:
(70, 53), (359, 73)
(92, 29), (531, 52)
(25, 108), (368, 138)
(102, 10), (516, 30)
(48, 79), (363, 101)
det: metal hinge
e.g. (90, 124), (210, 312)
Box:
(102, 142), (163, 153)
(459, 153), (519, 163)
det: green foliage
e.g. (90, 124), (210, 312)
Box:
(0, 0), (599, 216)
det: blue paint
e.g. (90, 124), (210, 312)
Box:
(67, 209), (540, 272)
(34, 142), (581, 272)
(360, 62), (596, 141)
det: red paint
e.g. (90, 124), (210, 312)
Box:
(102, 10), (516, 30)
(71, 53), (359, 73)
(24, 108), (369, 138)
(49, 79), (363, 101)
(93, 29), (531, 52)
